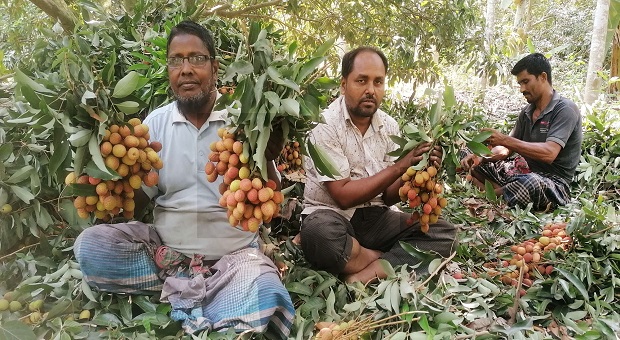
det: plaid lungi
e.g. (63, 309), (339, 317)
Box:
(74, 222), (294, 338)
(459, 149), (571, 210)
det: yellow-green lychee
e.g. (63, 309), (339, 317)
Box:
(79, 309), (91, 320)
(0, 299), (9, 311)
(1, 203), (12, 214)
(9, 300), (22, 312)
(29, 311), (42, 323)
(29, 299), (43, 311)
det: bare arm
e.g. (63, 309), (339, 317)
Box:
(485, 128), (561, 164)
(324, 143), (432, 210)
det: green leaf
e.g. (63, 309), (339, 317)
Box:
(133, 295), (157, 313)
(307, 140), (341, 179)
(492, 318), (534, 335)
(281, 98), (300, 117)
(389, 135), (408, 148)
(312, 37), (335, 57)
(0, 320), (37, 340)
(6, 165), (34, 184)
(466, 141), (491, 155)
(64, 183), (96, 196)
(555, 267), (589, 300)
(253, 126), (270, 180)
(433, 311), (458, 325)
(399, 241), (438, 263)
(112, 71), (140, 98)
(10, 185), (35, 203)
(49, 127), (70, 175)
(68, 129), (92, 147)
(84, 160), (120, 180)
(0, 143), (13, 161)
(45, 298), (73, 319)
(286, 282), (313, 296)
(484, 180), (497, 201)
(379, 259), (396, 278)
(224, 60), (254, 82)
(267, 66), (300, 92)
(88, 133), (113, 177)
(297, 56), (325, 83)
(115, 101), (141, 114)
(310, 277), (337, 298)
(81, 279), (97, 302)
(443, 85), (456, 108)
(471, 131), (493, 143)
(91, 313), (123, 327)
(427, 258), (443, 274)
(15, 69), (56, 95)
(254, 73), (268, 104)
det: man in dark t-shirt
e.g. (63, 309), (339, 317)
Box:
(461, 53), (582, 210)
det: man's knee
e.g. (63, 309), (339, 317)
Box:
(300, 210), (353, 274)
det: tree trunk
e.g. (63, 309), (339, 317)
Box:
(610, 24), (620, 93)
(29, 0), (78, 33)
(485, 0), (497, 50)
(513, 0), (526, 30)
(584, 0), (610, 104)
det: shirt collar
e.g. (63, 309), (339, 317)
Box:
(525, 90), (560, 119)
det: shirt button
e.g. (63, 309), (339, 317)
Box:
(199, 152), (204, 156)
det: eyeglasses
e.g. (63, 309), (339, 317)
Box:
(167, 55), (215, 68)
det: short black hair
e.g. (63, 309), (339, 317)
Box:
(167, 20), (216, 58)
(511, 53), (552, 86)
(341, 46), (388, 78)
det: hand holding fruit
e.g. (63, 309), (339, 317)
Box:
(403, 142), (432, 167)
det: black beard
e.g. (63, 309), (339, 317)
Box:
(175, 91), (210, 117)
(347, 104), (376, 118)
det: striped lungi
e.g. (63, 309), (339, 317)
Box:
(458, 148), (571, 210)
(475, 163), (571, 210)
(74, 222), (294, 338)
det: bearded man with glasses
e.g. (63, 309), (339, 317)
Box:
(73, 20), (294, 338)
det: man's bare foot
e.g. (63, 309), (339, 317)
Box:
(343, 259), (387, 284)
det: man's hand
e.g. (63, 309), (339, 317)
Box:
(482, 128), (508, 147)
(403, 142), (432, 167)
(460, 154), (480, 171)
(265, 124), (286, 161)
(428, 144), (443, 168)
(482, 145), (510, 163)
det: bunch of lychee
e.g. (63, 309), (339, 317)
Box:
(66, 118), (162, 221)
(398, 166), (447, 233)
(276, 140), (304, 174)
(205, 128), (283, 232)
(497, 222), (572, 291)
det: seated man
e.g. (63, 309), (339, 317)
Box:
(73, 21), (293, 338)
(300, 46), (457, 284)
(461, 53), (583, 211)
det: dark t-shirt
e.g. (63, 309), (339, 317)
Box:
(512, 91), (582, 182)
